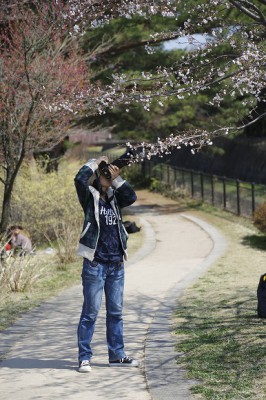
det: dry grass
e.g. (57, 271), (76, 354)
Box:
(0, 252), (81, 332)
(0, 254), (45, 292)
(44, 220), (81, 268)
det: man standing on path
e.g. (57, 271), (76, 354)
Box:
(74, 156), (138, 372)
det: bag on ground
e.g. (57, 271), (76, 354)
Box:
(257, 273), (266, 317)
(123, 221), (141, 234)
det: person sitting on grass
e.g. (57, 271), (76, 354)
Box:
(9, 225), (34, 256)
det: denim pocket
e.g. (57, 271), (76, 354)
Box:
(115, 261), (124, 271)
(90, 260), (99, 268)
(83, 259), (99, 277)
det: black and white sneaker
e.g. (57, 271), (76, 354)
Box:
(109, 356), (138, 367)
(78, 360), (91, 372)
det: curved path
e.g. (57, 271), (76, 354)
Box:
(0, 191), (227, 400)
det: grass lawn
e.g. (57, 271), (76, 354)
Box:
(174, 205), (266, 400)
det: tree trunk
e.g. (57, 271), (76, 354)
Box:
(0, 153), (25, 234)
(0, 182), (13, 234)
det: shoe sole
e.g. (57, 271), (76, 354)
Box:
(78, 367), (92, 373)
(109, 363), (138, 367)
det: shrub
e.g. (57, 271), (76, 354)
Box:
(149, 177), (169, 193)
(44, 219), (80, 268)
(0, 158), (85, 294)
(120, 163), (150, 189)
(0, 254), (45, 292)
(253, 203), (266, 234)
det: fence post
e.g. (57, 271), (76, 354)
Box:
(141, 159), (146, 178)
(191, 170), (194, 198)
(236, 179), (240, 215)
(251, 182), (255, 214)
(200, 172), (204, 201)
(148, 160), (151, 179)
(211, 175), (215, 206)
(160, 164), (163, 181)
(223, 176), (226, 209)
(174, 168), (177, 188)
(181, 168), (185, 188)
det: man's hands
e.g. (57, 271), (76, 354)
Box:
(95, 156), (120, 181)
(108, 165), (120, 180)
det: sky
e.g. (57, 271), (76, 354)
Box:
(163, 34), (209, 51)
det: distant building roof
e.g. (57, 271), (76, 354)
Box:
(68, 128), (112, 145)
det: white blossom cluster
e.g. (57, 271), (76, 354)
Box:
(126, 129), (221, 160)
(65, 0), (178, 32)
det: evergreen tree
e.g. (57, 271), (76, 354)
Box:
(79, 13), (248, 145)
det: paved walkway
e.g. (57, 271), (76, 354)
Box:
(0, 192), (227, 400)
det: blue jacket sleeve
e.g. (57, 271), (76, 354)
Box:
(74, 160), (98, 211)
(112, 176), (137, 209)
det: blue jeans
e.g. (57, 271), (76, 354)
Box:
(77, 259), (125, 362)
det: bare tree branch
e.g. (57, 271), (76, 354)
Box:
(229, 0), (266, 25)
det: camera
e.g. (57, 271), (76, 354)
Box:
(98, 149), (136, 180)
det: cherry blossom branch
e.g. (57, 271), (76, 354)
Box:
(125, 110), (266, 161)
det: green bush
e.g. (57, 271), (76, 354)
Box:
(120, 163), (150, 188)
(9, 159), (85, 265)
(149, 177), (169, 193)
(253, 203), (266, 234)
(11, 159), (83, 246)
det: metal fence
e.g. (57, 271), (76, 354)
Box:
(142, 161), (266, 218)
